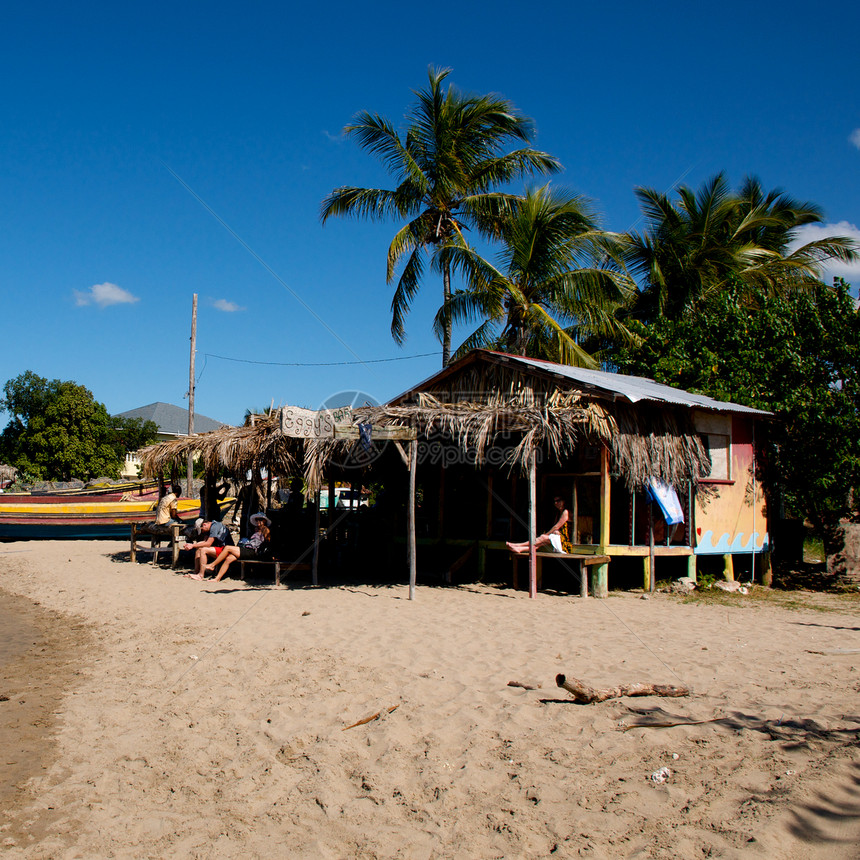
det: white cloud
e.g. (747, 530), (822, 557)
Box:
(213, 298), (244, 312)
(322, 130), (344, 144)
(74, 282), (139, 307)
(789, 221), (860, 284)
(850, 128), (860, 149)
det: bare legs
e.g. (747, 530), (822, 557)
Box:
(506, 534), (553, 554)
(205, 546), (241, 582)
(186, 546), (221, 580)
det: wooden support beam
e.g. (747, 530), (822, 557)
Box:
(528, 449), (537, 599)
(408, 438), (417, 600)
(393, 441), (410, 468)
(649, 500), (656, 594)
(593, 446), (611, 598)
(723, 553), (734, 581)
(334, 425), (417, 441)
(312, 491), (321, 586)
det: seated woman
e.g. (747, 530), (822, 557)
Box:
(202, 513), (272, 583)
(506, 495), (572, 554)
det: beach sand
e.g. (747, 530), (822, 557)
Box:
(0, 540), (858, 859)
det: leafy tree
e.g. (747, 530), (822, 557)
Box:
(321, 66), (560, 365)
(625, 173), (857, 322)
(614, 278), (860, 542)
(435, 185), (634, 366)
(109, 416), (159, 463)
(0, 371), (125, 481)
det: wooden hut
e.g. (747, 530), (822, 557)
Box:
(138, 349), (771, 598)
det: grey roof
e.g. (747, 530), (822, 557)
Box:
(397, 350), (771, 417)
(114, 402), (229, 436)
(496, 354), (771, 415)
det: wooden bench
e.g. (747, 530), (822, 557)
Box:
(130, 523), (185, 569)
(511, 551), (611, 597)
(238, 558), (312, 586)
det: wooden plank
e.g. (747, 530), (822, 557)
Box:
(333, 425), (417, 442)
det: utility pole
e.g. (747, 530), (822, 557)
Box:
(187, 293), (197, 494)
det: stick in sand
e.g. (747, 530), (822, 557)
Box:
(556, 673), (690, 704)
(343, 704), (400, 731)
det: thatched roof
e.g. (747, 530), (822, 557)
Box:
(138, 412), (301, 479)
(138, 351), (728, 493)
(0, 464), (17, 482)
(304, 394), (709, 493)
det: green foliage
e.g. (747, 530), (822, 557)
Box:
(321, 66), (560, 365)
(435, 185), (635, 366)
(615, 279), (860, 532)
(625, 174), (858, 322)
(0, 371), (139, 482)
(109, 416), (159, 461)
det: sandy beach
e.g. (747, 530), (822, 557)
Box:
(0, 541), (858, 859)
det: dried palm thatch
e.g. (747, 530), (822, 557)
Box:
(0, 463), (17, 482)
(303, 394), (709, 493)
(138, 412), (302, 479)
(137, 355), (711, 495)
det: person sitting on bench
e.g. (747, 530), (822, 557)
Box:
(184, 518), (231, 579)
(202, 512), (271, 583)
(506, 495), (572, 554)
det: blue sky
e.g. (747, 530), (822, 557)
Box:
(2, 0), (858, 428)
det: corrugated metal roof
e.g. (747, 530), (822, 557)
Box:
(114, 402), (229, 436)
(495, 354), (771, 415)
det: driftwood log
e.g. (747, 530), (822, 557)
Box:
(556, 673), (690, 704)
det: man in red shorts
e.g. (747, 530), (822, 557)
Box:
(184, 518), (230, 580)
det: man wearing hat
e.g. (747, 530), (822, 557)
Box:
(184, 518), (230, 580)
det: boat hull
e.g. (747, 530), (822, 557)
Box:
(0, 498), (234, 540)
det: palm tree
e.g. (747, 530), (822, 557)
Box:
(626, 173), (857, 321)
(321, 67), (560, 366)
(433, 185), (635, 367)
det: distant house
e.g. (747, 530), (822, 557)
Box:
(114, 402), (229, 477)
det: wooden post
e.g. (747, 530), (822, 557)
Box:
(528, 448), (537, 599)
(312, 490), (321, 586)
(478, 471), (493, 578)
(408, 438), (417, 601)
(723, 553), (735, 581)
(687, 553), (697, 581)
(642, 555), (651, 592)
(649, 499), (656, 594)
(761, 549), (771, 586)
(437, 461), (446, 538)
(187, 293), (197, 494)
(592, 446), (611, 598)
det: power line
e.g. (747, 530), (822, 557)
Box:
(203, 351), (442, 367)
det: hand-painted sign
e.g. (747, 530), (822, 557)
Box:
(280, 406), (352, 438)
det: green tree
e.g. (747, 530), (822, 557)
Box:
(0, 371), (123, 481)
(109, 416), (159, 462)
(434, 185), (634, 366)
(626, 173), (857, 322)
(614, 278), (860, 541)
(321, 66), (560, 365)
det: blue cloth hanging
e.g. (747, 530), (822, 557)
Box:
(646, 477), (685, 525)
(358, 423), (373, 452)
